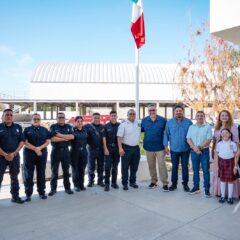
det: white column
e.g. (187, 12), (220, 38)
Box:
(75, 102), (79, 116)
(33, 101), (37, 112)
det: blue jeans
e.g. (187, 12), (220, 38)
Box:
(191, 148), (210, 190)
(170, 151), (190, 186)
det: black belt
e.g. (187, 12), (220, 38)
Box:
(53, 147), (69, 150)
(122, 144), (139, 148)
(72, 146), (85, 151)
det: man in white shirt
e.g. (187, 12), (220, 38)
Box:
(117, 109), (141, 190)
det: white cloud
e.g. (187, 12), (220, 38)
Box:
(17, 53), (34, 66)
(0, 45), (16, 56)
(0, 44), (35, 97)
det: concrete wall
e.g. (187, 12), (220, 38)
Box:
(210, 0), (240, 44)
(30, 82), (181, 101)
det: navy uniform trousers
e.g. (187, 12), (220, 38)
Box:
(87, 146), (104, 184)
(104, 147), (120, 185)
(0, 155), (20, 198)
(70, 147), (87, 188)
(50, 147), (71, 190)
(24, 149), (47, 196)
(121, 144), (140, 186)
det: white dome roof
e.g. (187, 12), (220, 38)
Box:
(31, 63), (178, 84)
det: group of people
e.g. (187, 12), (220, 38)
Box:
(0, 105), (239, 205)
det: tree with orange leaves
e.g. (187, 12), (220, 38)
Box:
(178, 24), (240, 121)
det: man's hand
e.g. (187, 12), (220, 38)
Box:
(6, 153), (15, 161)
(119, 148), (125, 157)
(193, 146), (201, 155)
(164, 146), (170, 155)
(35, 147), (42, 156)
(104, 147), (109, 156)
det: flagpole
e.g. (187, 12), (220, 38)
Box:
(135, 45), (140, 120)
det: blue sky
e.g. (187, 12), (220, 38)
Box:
(0, 0), (209, 96)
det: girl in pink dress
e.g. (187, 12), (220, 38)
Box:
(212, 110), (240, 199)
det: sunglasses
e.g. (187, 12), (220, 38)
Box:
(129, 113), (136, 115)
(149, 109), (156, 112)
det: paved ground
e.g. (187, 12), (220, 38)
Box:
(0, 174), (240, 240)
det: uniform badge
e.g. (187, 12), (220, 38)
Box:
(16, 129), (19, 133)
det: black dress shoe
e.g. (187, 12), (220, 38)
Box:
(130, 183), (139, 189)
(98, 182), (105, 187)
(169, 184), (177, 191)
(11, 197), (24, 204)
(87, 182), (94, 187)
(183, 185), (190, 192)
(123, 185), (129, 191)
(104, 185), (110, 192)
(74, 187), (81, 192)
(39, 194), (47, 200)
(111, 183), (119, 189)
(80, 186), (86, 191)
(48, 190), (57, 196)
(65, 189), (74, 195)
(25, 196), (31, 202)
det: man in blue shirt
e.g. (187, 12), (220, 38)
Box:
(141, 104), (169, 191)
(164, 105), (192, 192)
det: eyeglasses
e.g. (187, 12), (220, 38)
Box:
(33, 118), (40, 121)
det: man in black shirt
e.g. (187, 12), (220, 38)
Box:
(85, 113), (105, 187)
(0, 109), (25, 204)
(103, 111), (120, 191)
(49, 112), (74, 196)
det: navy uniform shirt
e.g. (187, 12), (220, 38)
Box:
(71, 127), (88, 149)
(50, 123), (73, 148)
(141, 115), (167, 152)
(0, 123), (24, 152)
(84, 123), (105, 148)
(104, 122), (120, 149)
(24, 125), (50, 151)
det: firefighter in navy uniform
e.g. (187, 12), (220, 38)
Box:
(103, 110), (120, 191)
(23, 113), (50, 201)
(85, 112), (105, 187)
(70, 116), (88, 192)
(0, 109), (25, 204)
(49, 112), (74, 196)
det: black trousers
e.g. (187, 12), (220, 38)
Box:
(23, 149), (47, 196)
(70, 148), (87, 188)
(87, 146), (104, 184)
(121, 145), (140, 186)
(50, 147), (71, 191)
(104, 148), (120, 185)
(0, 155), (20, 199)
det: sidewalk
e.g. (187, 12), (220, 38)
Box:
(0, 176), (239, 240)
